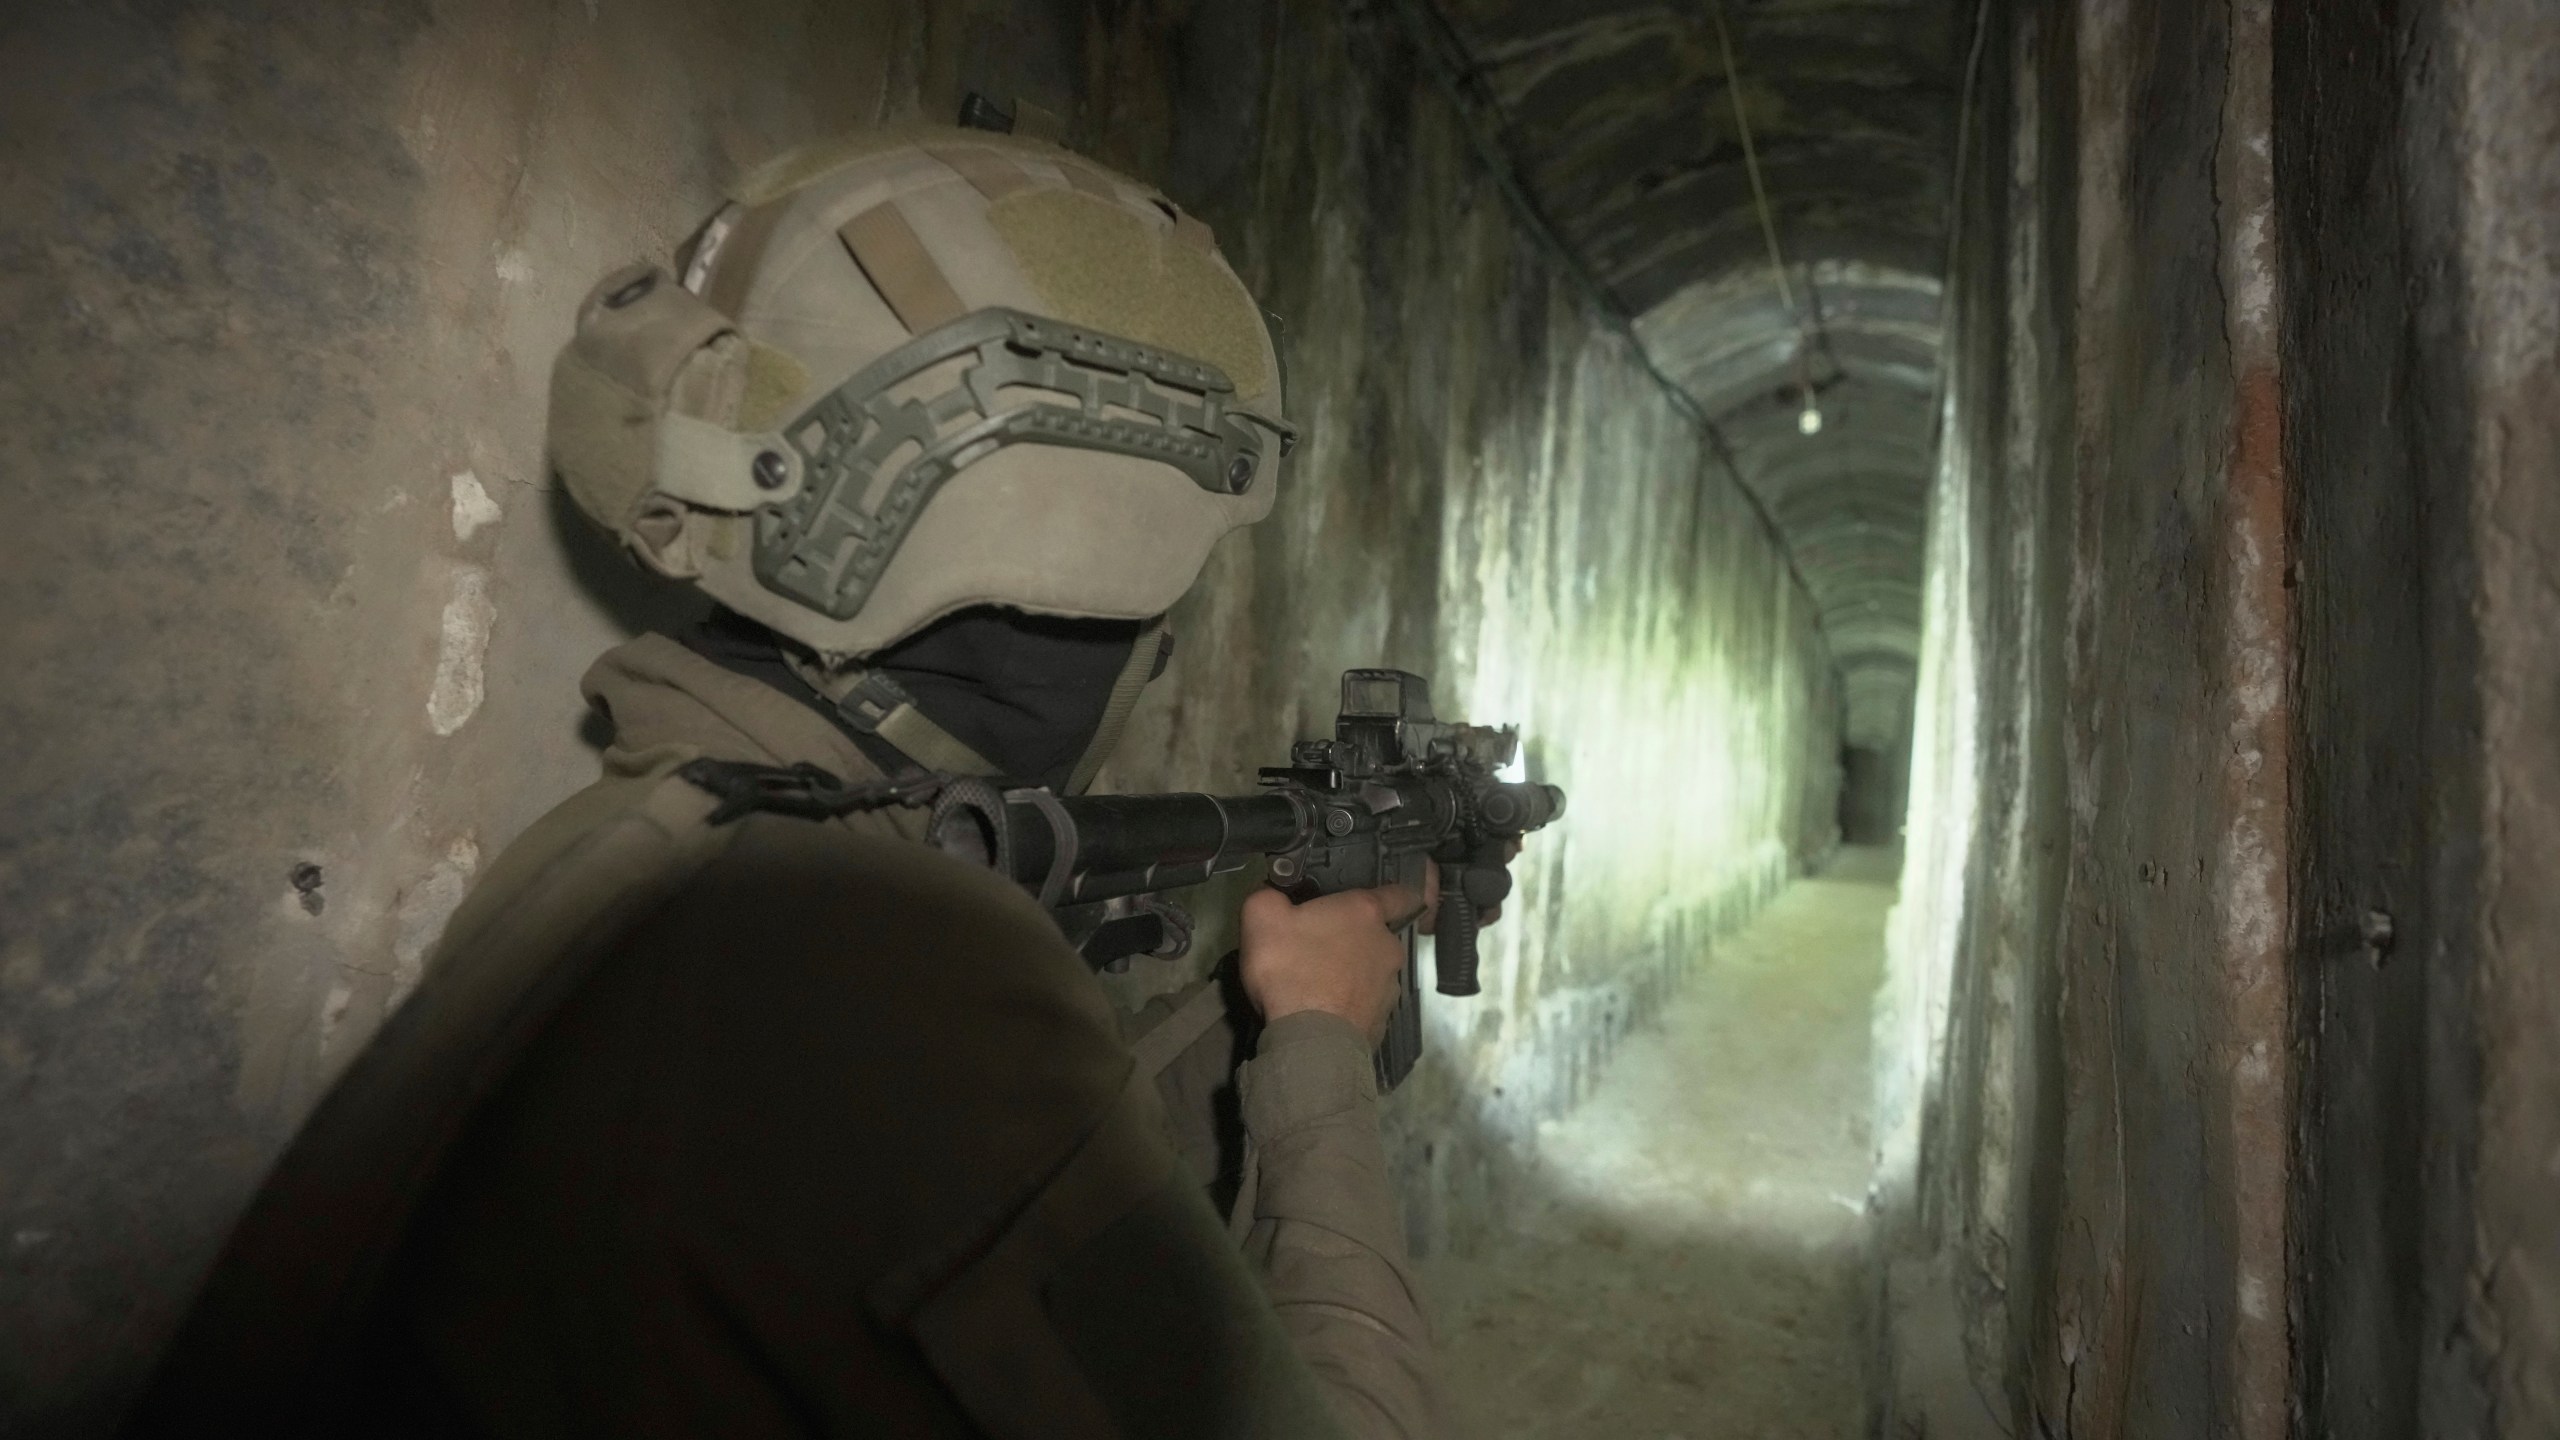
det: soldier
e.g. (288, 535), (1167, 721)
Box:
(131, 128), (1444, 1437)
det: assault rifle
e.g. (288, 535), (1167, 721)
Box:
(924, 668), (1566, 1089)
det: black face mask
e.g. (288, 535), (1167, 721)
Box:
(683, 607), (1144, 792)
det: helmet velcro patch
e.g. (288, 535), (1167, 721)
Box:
(838, 202), (971, 336)
(989, 189), (1274, 403)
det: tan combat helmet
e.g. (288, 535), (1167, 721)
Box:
(546, 126), (1293, 669)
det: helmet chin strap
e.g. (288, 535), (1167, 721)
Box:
(787, 616), (1168, 793)
(782, 650), (1002, 779)
(1063, 618), (1169, 796)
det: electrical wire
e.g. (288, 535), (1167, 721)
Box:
(1379, 0), (1828, 625)
(1705, 0), (1825, 429)
(1926, 0), (1997, 450)
(1706, 0), (1797, 321)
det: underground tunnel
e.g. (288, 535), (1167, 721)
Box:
(2, 1), (2555, 1436)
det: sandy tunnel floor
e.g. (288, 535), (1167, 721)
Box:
(1428, 847), (1899, 1439)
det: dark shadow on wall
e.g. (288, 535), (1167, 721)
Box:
(2277, 0), (2506, 1432)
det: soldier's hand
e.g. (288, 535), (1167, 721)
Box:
(1481, 836), (1524, 927)
(1414, 838), (1525, 933)
(1240, 873), (1434, 1045)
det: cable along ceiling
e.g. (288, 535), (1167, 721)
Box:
(1417, 0), (1968, 750)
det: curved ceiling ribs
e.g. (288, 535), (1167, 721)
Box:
(1428, 0), (1963, 752)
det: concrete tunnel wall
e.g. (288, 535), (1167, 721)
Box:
(1877, 3), (2077, 1432)
(1891, 3), (2302, 1433)
(1884, 2), (2560, 1438)
(1420, 0), (1966, 854)
(0, 0), (1844, 1428)
(2280, 0), (2560, 1432)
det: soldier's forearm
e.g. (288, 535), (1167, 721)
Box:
(1238, 1011), (1444, 1439)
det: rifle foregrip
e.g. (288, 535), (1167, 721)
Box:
(1435, 888), (1482, 996)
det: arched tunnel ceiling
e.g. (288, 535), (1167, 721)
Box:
(1424, 0), (1966, 750)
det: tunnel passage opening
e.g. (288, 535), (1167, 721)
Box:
(1403, 1), (1970, 1424)
(1635, 261), (1940, 850)
(1841, 739), (1911, 845)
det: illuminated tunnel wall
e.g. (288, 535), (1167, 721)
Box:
(1091, 3), (1849, 1257)
(1417, 0), (1969, 847)
(1638, 262), (1941, 844)
(0, 0), (1843, 1428)
(1392, 0), (1970, 1270)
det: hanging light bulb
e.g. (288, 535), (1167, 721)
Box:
(1792, 343), (1824, 437)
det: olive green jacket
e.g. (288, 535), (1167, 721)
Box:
(129, 634), (1440, 1439)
